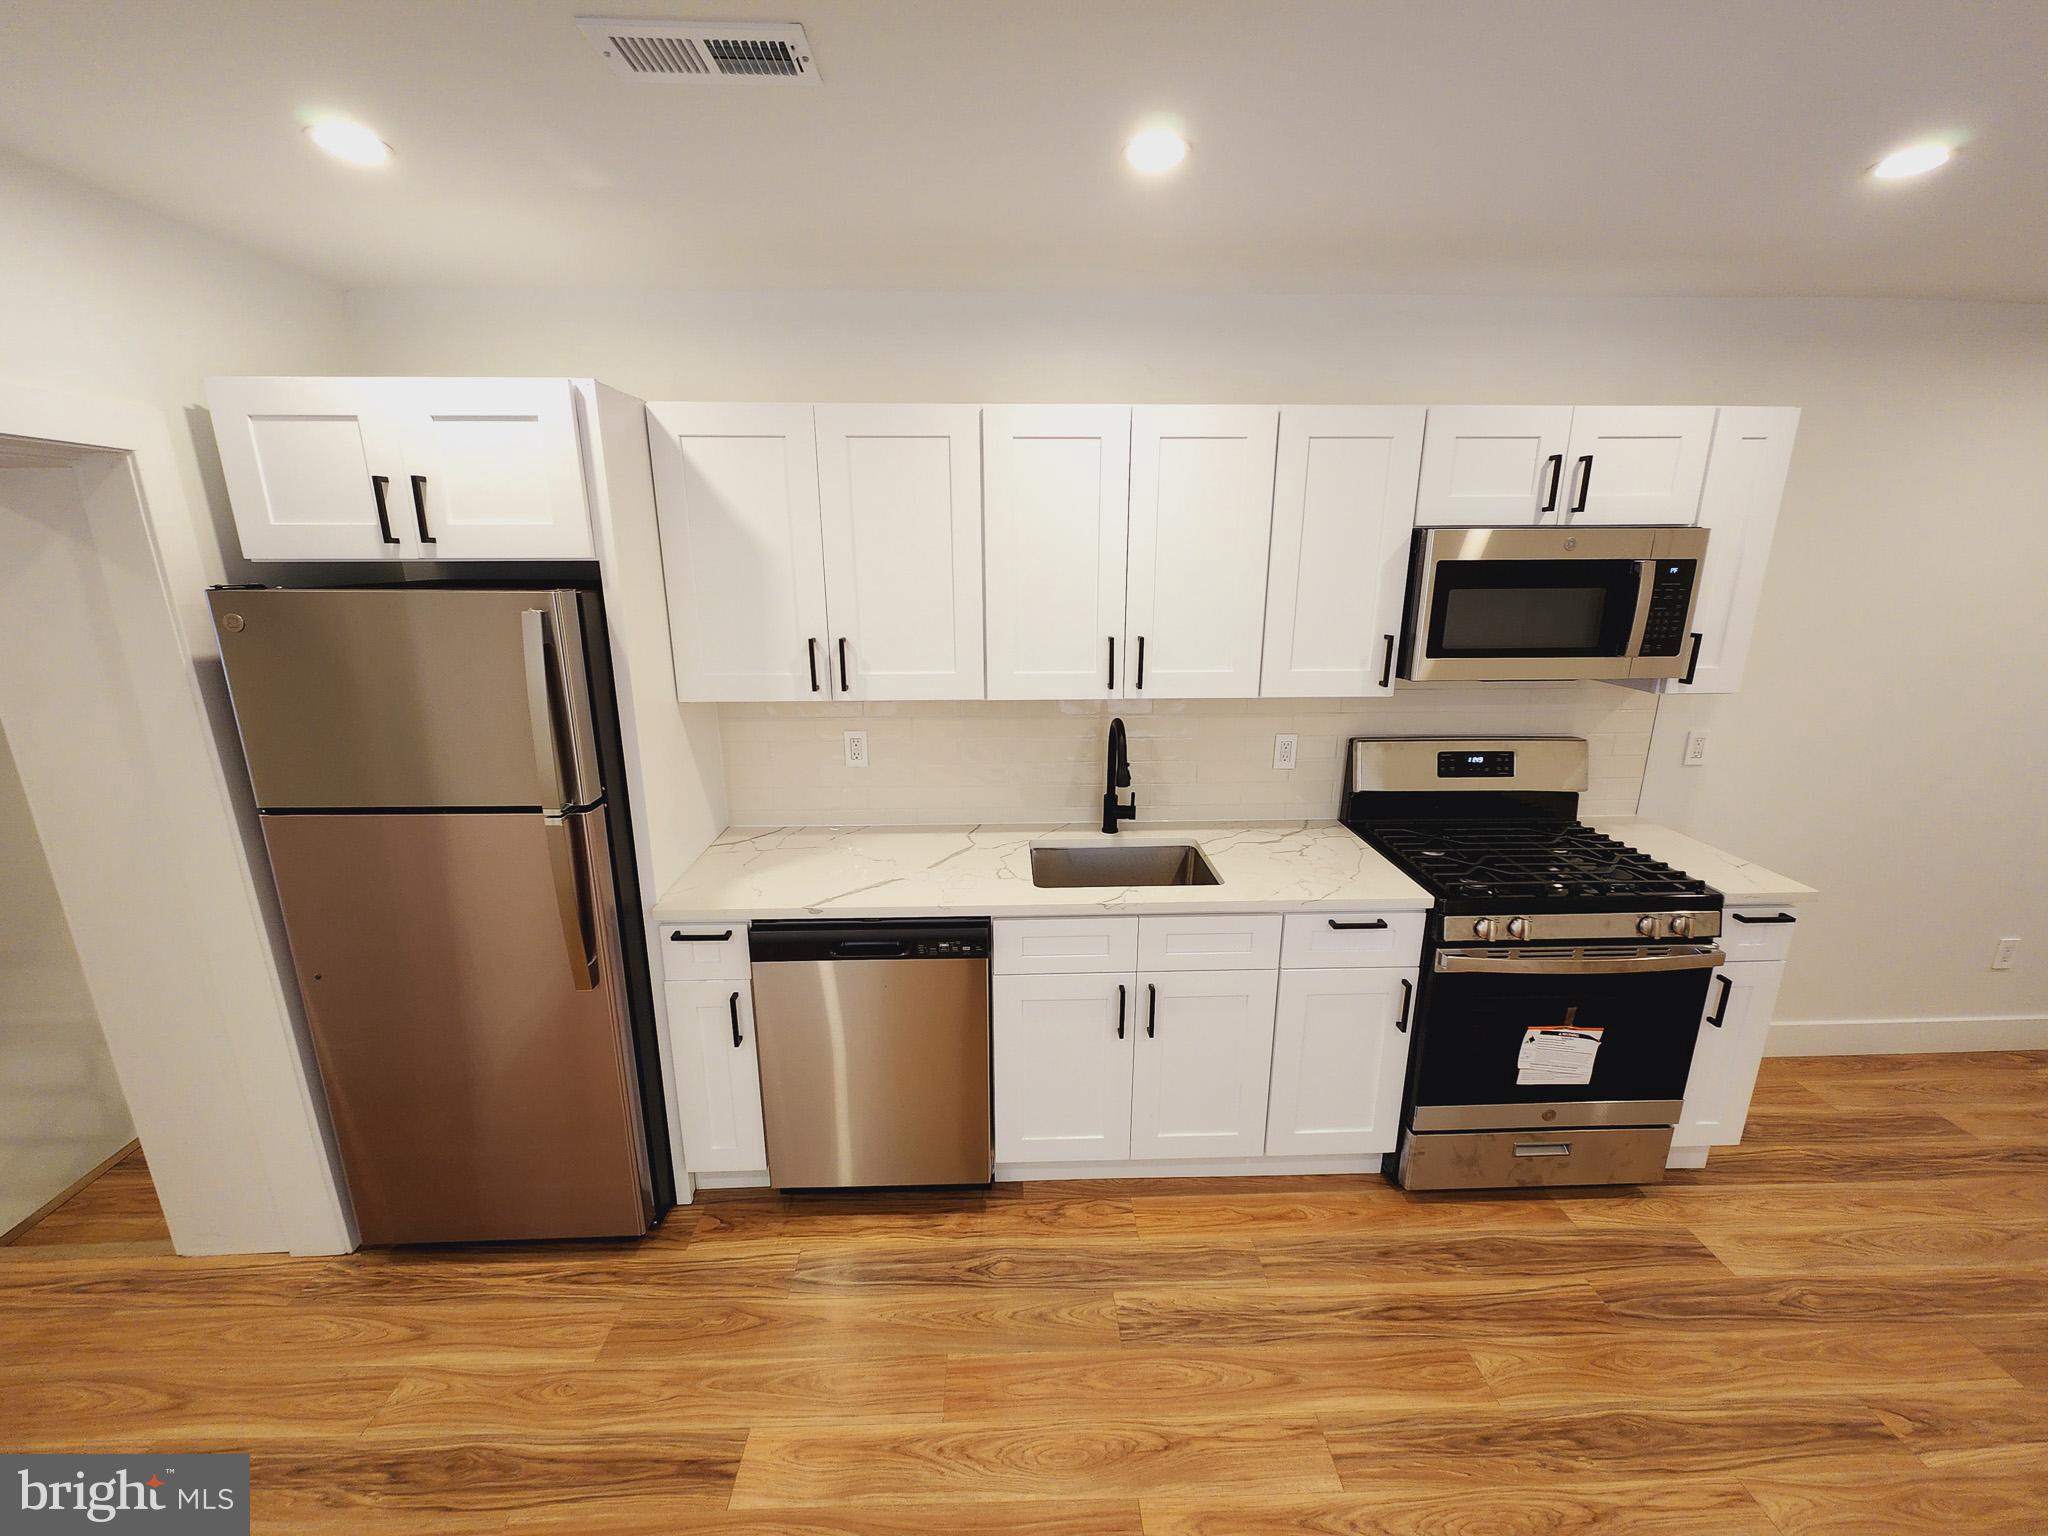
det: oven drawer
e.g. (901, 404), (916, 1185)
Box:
(1398, 1125), (1674, 1190)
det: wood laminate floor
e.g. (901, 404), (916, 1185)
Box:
(3, 1052), (2045, 1533)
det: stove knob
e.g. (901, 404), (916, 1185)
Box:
(1472, 917), (1495, 941)
(1636, 915), (1658, 938)
(1668, 913), (1694, 939)
(1506, 917), (1529, 941)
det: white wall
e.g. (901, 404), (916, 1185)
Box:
(345, 287), (2048, 1035)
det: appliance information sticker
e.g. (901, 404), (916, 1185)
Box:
(1517, 1025), (1604, 1086)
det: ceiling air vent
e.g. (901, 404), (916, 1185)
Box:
(576, 18), (817, 82)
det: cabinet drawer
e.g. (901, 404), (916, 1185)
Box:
(658, 923), (751, 980)
(993, 917), (1139, 976)
(1719, 907), (1800, 964)
(1137, 914), (1282, 972)
(1282, 911), (1426, 968)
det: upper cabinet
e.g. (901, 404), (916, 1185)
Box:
(1414, 406), (1714, 527)
(206, 377), (594, 562)
(983, 406), (1131, 700)
(1261, 407), (1425, 698)
(1665, 407), (1799, 695)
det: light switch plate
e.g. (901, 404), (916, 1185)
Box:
(1273, 734), (1298, 770)
(843, 730), (868, 768)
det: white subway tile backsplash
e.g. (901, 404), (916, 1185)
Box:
(716, 683), (1654, 825)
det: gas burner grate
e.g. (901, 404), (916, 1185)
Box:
(1360, 820), (1711, 904)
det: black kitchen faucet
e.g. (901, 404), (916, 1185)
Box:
(1101, 717), (1136, 834)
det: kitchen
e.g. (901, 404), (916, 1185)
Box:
(2, 4), (2045, 1531)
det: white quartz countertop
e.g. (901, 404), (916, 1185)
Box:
(651, 822), (1432, 921)
(1589, 817), (1817, 908)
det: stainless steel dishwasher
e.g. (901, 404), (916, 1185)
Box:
(747, 918), (992, 1188)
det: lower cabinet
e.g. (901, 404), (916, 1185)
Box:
(1264, 967), (1412, 1156)
(1130, 969), (1280, 1160)
(664, 978), (768, 1175)
(993, 972), (1136, 1163)
(1674, 960), (1784, 1148)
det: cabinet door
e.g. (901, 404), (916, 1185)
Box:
(648, 403), (831, 702)
(1663, 407), (1798, 694)
(396, 379), (593, 560)
(1560, 406), (1717, 526)
(1265, 968), (1412, 1156)
(816, 405), (984, 700)
(993, 972), (1137, 1164)
(1674, 961), (1783, 1148)
(1261, 407), (1424, 697)
(1125, 407), (1279, 699)
(1130, 968), (1279, 1160)
(983, 406), (1130, 700)
(1415, 406), (1573, 526)
(665, 979), (768, 1174)
(205, 377), (411, 561)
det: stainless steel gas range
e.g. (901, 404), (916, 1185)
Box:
(1341, 736), (1725, 1191)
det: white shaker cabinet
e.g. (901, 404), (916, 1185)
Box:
(392, 378), (594, 560)
(1260, 407), (1425, 697)
(1674, 959), (1784, 1149)
(1128, 968), (1280, 1159)
(993, 971), (1137, 1163)
(1264, 966), (1414, 1156)
(982, 406), (1132, 700)
(815, 405), (985, 700)
(1414, 406), (1574, 525)
(648, 403), (833, 702)
(207, 378), (407, 561)
(664, 978), (769, 1176)
(1559, 406), (1717, 526)
(1124, 407), (1279, 699)
(1664, 407), (1799, 694)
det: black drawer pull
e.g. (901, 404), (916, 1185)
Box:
(1329, 918), (1389, 931)
(1539, 452), (1564, 514)
(1395, 977), (1412, 1033)
(1730, 911), (1797, 925)
(807, 637), (821, 693)
(1107, 636), (1115, 690)
(1680, 631), (1705, 686)
(728, 990), (743, 1048)
(1146, 982), (1157, 1038)
(1378, 633), (1395, 690)
(837, 636), (851, 693)
(1705, 973), (1734, 1029)
(1568, 454), (1593, 515)
(1135, 636), (1146, 690)
(669, 929), (734, 942)
(1116, 983), (1126, 1040)
(410, 474), (434, 544)
(370, 474), (399, 546)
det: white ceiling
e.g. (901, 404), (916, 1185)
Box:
(2, 0), (2045, 298)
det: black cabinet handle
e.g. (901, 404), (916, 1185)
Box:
(837, 637), (850, 693)
(1107, 636), (1116, 691)
(807, 637), (821, 693)
(410, 475), (434, 545)
(1539, 452), (1565, 514)
(1116, 983), (1126, 1040)
(1679, 632), (1705, 686)
(668, 929), (734, 943)
(1329, 918), (1390, 931)
(728, 990), (743, 1047)
(1396, 977), (1412, 1034)
(1378, 634), (1395, 690)
(1567, 454), (1593, 516)
(1705, 973), (1733, 1029)
(1146, 982), (1157, 1038)
(1731, 911), (1797, 926)
(1135, 636), (1146, 690)
(370, 474), (399, 546)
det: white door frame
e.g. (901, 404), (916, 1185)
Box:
(0, 377), (352, 1255)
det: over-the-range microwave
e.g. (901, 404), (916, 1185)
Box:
(1398, 525), (1709, 683)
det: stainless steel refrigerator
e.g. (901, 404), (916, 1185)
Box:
(208, 585), (669, 1245)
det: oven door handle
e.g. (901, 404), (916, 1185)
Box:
(1434, 945), (1726, 975)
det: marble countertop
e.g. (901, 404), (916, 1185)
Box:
(652, 817), (1816, 923)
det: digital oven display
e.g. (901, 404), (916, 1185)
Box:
(1438, 750), (1514, 779)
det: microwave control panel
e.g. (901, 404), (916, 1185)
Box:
(1638, 560), (1698, 656)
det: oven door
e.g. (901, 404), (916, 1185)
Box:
(1402, 526), (1655, 682)
(1408, 943), (1721, 1130)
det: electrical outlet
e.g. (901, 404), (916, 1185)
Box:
(1684, 730), (1709, 767)
(843, 730), (868, 769)
(1273, 734), (1298, 770)
(1993, 937), (2021, 971)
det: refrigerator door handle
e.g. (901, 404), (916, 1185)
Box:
(544, 813), (600, 991)
(521, 607), (569, 818)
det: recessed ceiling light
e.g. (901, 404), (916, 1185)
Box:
(1870, 142), (1953, 180)
(1123, 128), (1189, 175)
(304, 117), (393, 168)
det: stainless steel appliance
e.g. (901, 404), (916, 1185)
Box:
(208, 585), (669, 1244)
(748, 919), (992, 1188)
(1400, 525), (1709, 683)
(1341, 737), (1724, 1190)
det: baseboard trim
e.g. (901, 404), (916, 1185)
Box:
(0, 1137), (140, 1246)
(997, 1153), (1383, 1183)
(1767, 1015), (2048, 1057)
(693, 1170), (772, 1190)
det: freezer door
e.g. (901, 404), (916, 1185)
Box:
(209, 587), (601, 810)
(261, 806), (651, 1244)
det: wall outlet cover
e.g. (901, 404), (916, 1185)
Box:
(1684, 730), (1709, 766)
(1273, 734), (1298, 770)
(1993, 936), (2021, 970)
(843, 730), (868, 768)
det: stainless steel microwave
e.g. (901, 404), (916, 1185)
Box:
(1399, 525), (1709, 683)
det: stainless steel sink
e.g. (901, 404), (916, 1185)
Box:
(1029, 842), (1220, 889)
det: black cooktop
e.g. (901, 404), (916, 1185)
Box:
(1353, 819), (1716, 907)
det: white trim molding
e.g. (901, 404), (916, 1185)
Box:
(997, 1154), (1381, 1183)
(1768, 1015), (2048, 1057)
